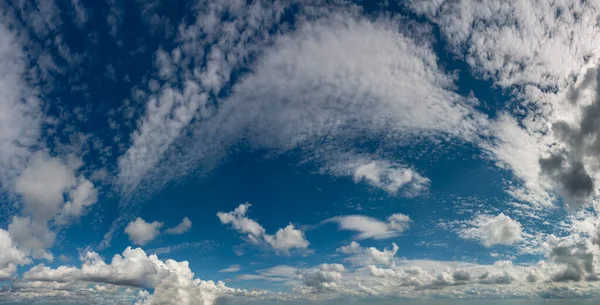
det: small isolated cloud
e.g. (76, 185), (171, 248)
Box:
(324, 213), (411, 240)
(353, 161), (430, 196)
(165, 217), (192, 235)
(219, 264), (241, 273)
(458, 213), (523, 247)
(217, 203), (309, 253)
(124, 217), (163, 246)
(337, 241), (399, 266)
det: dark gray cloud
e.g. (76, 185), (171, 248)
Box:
(538, 65), (600, 208)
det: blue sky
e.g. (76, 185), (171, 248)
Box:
(3, 0), (600, 304)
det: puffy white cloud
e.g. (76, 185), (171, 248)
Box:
(7, 152), (98, 259)
(7, 216), (55, 261)
(325, 214), (410, 240)
(352, 161), (429, 196)
(0, 229), (30, 280)
(125, 218), (164, 246)
(264, 224), (310, 252)
(458, 213), (523, 247)
(14, 153), (78, 222)
(107, 2), (490, 248)
(218, 203), (309, 253)
(20, 246), (258, 305)
(296, 264), (345, 293)
(165, 217), (192, 235)
(337, 242), (399, 266)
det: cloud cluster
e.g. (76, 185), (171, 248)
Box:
(20, 246), (258, 305)
(120, 5), (488, 206)
(409, 0), (600, 208)
(325, 214), (411, 240)
(218, 203), (309, 253)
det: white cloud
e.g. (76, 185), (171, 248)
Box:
(7, 216), (54, 261)
(458, 213), (523, 247)
(296, 264), (345, 293)
(165, 217), (192, 235)
(327, 157), (430, 196)
(218, 203), (309, 253)
(125, 218), (164, 246)
(409, 0), (600, 209)
(336, 241), (399, 267)
(410, 0), (600, 89)
(117, 0), (287, 195)
(7, 152), (97, 259)
(0, 229), (30, 280)
(353, 161), (429, 196)
(20, 246), (259, 305)
(117, 5), (488, 205)
(219, 265), (241, 273)
(325, 214), (411, 240)
(0, 18), (41, 196)
(264, 224), (310, 252)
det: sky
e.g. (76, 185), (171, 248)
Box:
(4, 0), (600, 304)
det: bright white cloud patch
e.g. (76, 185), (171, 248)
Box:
(0, 229), (30, 280)
(325, 214), (411, 240)
(21, 246), (258, 305)
(459, 214), (523, 247)
(165, 217), (192, 235)
(352, 161), (429, 196)
(125, 217), (164, 246)
(337, 241), (399, 266)
(218, 203), (309, 253)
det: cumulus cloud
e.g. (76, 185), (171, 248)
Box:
(337, 241), (399, 266)
(0, 229), (30, 280)
(325, 214), (411, 240)
(217, 203), (309, 253)
(296, 264), (345, 293)
(8, 152), (97, 259)
(125, 218), (164, 246)
(20, 246), (258, 305)
(458, 214), (523, 247)
(165, 217), (192, 235)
